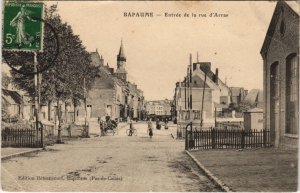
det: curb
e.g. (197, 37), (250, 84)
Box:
(2, 148), (43, 161)
(185, 150), (233, 192)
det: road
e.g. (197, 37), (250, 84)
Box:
(1, 122), (221, 192)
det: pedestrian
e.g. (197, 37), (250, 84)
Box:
(127, 116), (130, 124)
(148, 121), (153, 138)
(164, 119), (168, 130)
(129, 119), (133, 136)
(156, 118), (161, 130)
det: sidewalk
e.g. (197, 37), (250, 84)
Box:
(189, 148), (298, 192)
(2, 147), (43, 160)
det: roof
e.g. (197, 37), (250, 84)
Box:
(230, 87), (242, 97)
(260, 1), (299, 57)
(118, 40), (126, 59)
(90, 50), (102, 66)
(146, 99), (171, 105)
(243, 89), (263, 105)
(2, 89), (23, 105)
(246, 107), (263, 113)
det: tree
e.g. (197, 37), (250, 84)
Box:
(4, 4), (100, 142)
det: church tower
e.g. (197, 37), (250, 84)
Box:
(115, 40), (127, 82)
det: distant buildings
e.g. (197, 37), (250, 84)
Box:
(229, 87), (247, 106)
(146, 99), (172, 116)
(260, 1), (299, 148)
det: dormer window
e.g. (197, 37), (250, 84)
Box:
(280, 20), (285, 36)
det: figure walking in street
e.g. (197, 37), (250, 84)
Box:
(128, 118), (133, 136)
(164, 118), (168, 130)
(148, 120), (153, 139)
(156, 118), (161, 130)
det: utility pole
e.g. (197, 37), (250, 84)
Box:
(189, 54), (193, 122)
(200, 71), (207, 128)
(214, 107), (217, 128)
(84, 77), (87, 136)
(187, 66), (190, 121)
(184, 77), (187, 115)
(34, 52), (43, 147)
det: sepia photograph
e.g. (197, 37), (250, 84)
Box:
(1, 1), (299, 192)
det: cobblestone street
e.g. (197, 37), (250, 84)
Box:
(1, 122), (220, 192)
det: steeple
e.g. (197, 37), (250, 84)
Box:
(117, 39), (126, 62)
(115, 39), (127, 82)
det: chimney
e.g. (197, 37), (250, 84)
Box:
(215, 68), (219, 85)
(99, 55), (104, 66)
(193, 63), (197, 71)
(200, 62), (211, 73)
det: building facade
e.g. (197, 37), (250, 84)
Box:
(260, 1), (299, 148)
(174, 60), (231, 126)
(76, 41), (145, 122)
(146, 99), (172, 116)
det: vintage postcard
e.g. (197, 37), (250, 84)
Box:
(1, 1), (299, 192)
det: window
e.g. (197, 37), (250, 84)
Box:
(270, 62), (279, 136)
(280, 20), (285, 36)
(270, 62), (280, 100)
(194, 110), (200, 120)
(286, 54), (298, 134)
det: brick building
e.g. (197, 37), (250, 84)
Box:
(260, 1), (299, 148)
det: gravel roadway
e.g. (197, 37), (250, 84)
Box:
(1, 122), (221, 192)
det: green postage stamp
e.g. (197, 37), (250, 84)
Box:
(3, 2), (44, 52)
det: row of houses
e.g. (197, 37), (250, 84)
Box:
(172, 58), (263, 127)
(80, 42), (146, 122)
(2, 41), (146, 124)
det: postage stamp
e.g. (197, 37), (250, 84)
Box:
(3, 2), (44, 51)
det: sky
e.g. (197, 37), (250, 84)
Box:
(45, 1), (277, 100)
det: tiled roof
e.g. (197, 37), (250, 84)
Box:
(243, 89), (263, 105)
(2, 88), (23, 105)
(246, 107), (263, 113)
(90, 51), (102, 66)
(230, 87), (241, 97)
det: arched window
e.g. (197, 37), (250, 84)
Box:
(286, 53), (298, 134)
(270, 62), (279, 137)
(270, 62), (279, 100)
